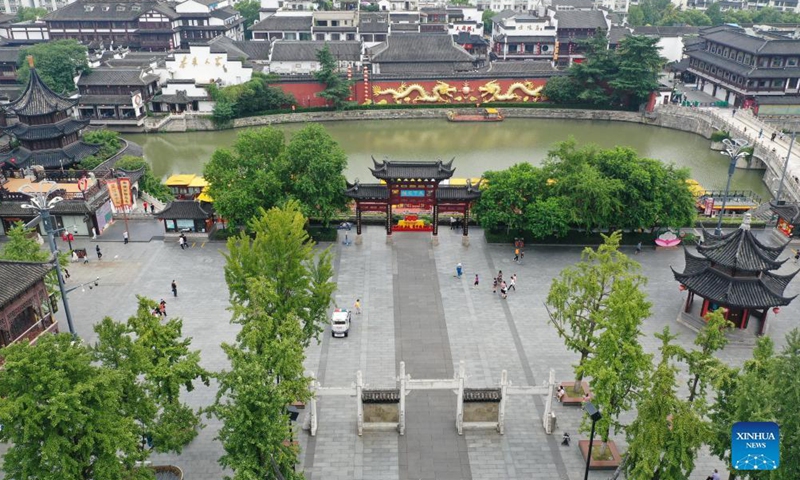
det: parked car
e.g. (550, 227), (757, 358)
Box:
(331, 308), (351, 338)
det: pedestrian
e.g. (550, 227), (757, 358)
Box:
(123, 230), (129, 244)
(497, 270), (503, 283)
(143, 201), (148, 212)
(171, 280), (177, 297)
(771, 132), (778, 141)
(354, 298), (361, 314)
(759, 128), (763, 139)
(159, 300), (167, 317)
(561, 431), (571, 446)
(96, 245), (102, 259)
(492, 277), (498, 294)
(509, 274), (516, 291)
(179, 235), (185, 250)
(150, 203), (155, 214)
(152, 306), (161, 317)
(473, 274), (479, 288)
(707, 469), (721, 480)
(456, 262), (463, 278)
(556, 385), (565, 402)
(794, 249), (800, 264)
(500, 282), (508, 299)
(732, 108), (737, 117)
(513, 248), (519, 263)
(635, 241), (642, 255)
(450, 216), (456, 230)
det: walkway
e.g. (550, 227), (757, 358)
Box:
(393, 234), (472, 480)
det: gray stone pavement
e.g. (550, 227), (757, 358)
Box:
(4, 225), (799, 480)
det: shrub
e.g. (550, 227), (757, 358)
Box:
(710, 130), (731, 142)
(83, 129), (122, 159)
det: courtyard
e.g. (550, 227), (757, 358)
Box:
(4, 221), (797, 480)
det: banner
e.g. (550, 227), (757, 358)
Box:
(118, 178), (132, 207)
(107, 180), (123, 208)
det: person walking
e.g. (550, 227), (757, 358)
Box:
(492, 277), (498, 294)
(150, 203), (155, 214)
(96, 245), (102, 259)
(354, 298), (361, 314)
(514, 248), (520, 263)
(123, 231), (129, 244)
(171, 280), (177, 297)
(772, 132), (778, 141)
(473, 274), (479, 288)
(179, 235), (185, 250)
(456, 262), (463, 278)
(707, 469), (721, 480)
(159, 300), (167, 317)
(143, 201), (148, 213)
(500, 281), (508, 299)
(497, 270), (503, 283)
(635, 241), (642, 255)
(509, 274), (516, 291)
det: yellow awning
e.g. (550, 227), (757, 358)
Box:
(196, 191), (214, 203)
(485, 108), (499, 114)
(165, 174), (197, 187)
(188, 176), (208, 188)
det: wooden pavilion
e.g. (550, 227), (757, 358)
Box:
(344, 158), (482, 245)
(672, 214), (797, 336)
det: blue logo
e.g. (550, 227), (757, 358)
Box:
(731, 422), (779, 471)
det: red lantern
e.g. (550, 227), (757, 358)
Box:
(679, 284), (687, 291)
(773, 307), (781, 314)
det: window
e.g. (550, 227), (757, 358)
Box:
(117, 5), (125, 10)
(131, 5), (141, 11)
(771, 57), (782, 67)
(316, 33), (325, 40)
(789, 78), (798, 89)
(772, 79), (784, 88)
(744, 54), (751, 64)
(102, 5), (110, 11)
(331, 33), (340, 40)
(736, 53), (743, 63)
(759, 80), (767, 87)
(84, 5), (95, 11)
(723, 71), (730, 79)
(787, 58), (798, 66)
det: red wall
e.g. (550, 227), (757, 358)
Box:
(274, 77), (550, 108)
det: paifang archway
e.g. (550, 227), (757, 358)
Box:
(344, 158), (482, 246)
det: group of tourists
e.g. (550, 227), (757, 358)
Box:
(152, 299), (168, 317)
(449, 217), (463, 230)
(491, 271), (516, 299)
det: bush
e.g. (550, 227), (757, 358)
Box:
(83, 129), (122, 159)
(77, 155), (105, 170)
(115, 155), (173, 203)
(485, 228), (660, 246)
(306, 225), (338, 243)
(710, 130), (731, 142)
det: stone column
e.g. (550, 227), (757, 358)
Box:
(355, 207), (363, 245)
(431, 204), (439, 246)
(386, 203), (393, 244)
(462, 205), (470, 246)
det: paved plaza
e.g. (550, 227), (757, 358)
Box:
(4, 221), (800, 480)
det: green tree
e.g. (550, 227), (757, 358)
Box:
(202, 127), (285, 227)
(93, 296), (210, 455)
(0, 222), (49, 262)
(682, 309), (733, 403)
(223, 201), (336, 346)
(624, 328), (708, 480)
(569, 34), (617, 106)
(706, 3), (724, 24)
(83, 129), (122, 159)
(278, 124), (352, 227)
(211, 203), (335, 479)
(235, 0), (260, 40)
(211, 99), (236, 126)
(15, 6), (47, 21)
(546, 231), (644, 395)
(482, 9), (496, 35)
(542, 75), (582, 104)
(609, 35), (664, 107)
(771, 329), (800, 480)
(627, 6), (646, 26)
(17, 40), (89, 94)
(578, 276), (651, 456)
(115, 155), (173, 203)
(314, 45), (353, 110)
(0, 334), (144, 480)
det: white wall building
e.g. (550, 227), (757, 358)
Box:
(164, 44), (252, 85)
(268, 40), (361, 75)
(151, 80), (214, 113)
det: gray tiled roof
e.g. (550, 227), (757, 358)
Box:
(0, 260), (54, 307)
(686, 49), (754, 76)
(552, 0), (594, 8)
(210, 7), (238, 20)
(370, 34), (475, 63)
(359, 12), (389, 33)
(436, 184), (481, 201)
(45, 0), (156, 21)
(209, 37), (271, 60)
(0, 141), (101, 169)
(486, 60), (558, 74)
(0, 199), (92, 216)
(155, 200), (215, 220)
(757, 96), (800, 106)
(5, 68), (76, 117)
(494, 34), (556, 43)
(377, 62), (475, 74)
(343, 182), (389, 200)
(0, 47), (21, 64)
(554, 10), (607, 29)
(77, 68), (159, 86)
(701, 27), (800, 55)
(608, 26), (632, 45)
(391, 23), (421, 32)
(250, 14), (312, 31)
(389, 12), (420, 22)
(698, 226), (785, 271)
(453, 32), (488, 46)
(633, 26), (700, 36)
(77, 94), (136, 105)
(5, 118), (89, 141)
(370, 158), (455, 181)
(270, 40), (361, 62)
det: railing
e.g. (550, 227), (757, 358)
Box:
(699, 190), (762, 205)
(10, 316), (58, 346)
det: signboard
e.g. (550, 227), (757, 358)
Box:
(731, 422), (779, 471)
(400, 190), (426, 198)
(107, 180), (122, 208)
(118, 178), (132, 207)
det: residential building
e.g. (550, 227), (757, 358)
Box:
(269, 40), (362, 75)
(550, 0), (594, 10)
(492, 12), (557, 61)
(453, 31), (489, 60)
(488, 0), (536, 13)
(75, 67), (159, 127)
(389, 11), (420, 33)
(420, 7), (447, 33)
(0, 62), (100, 171)
(359, 11), (389, 44)
(312, 10), (358, 41)
(174, 0), (244, 47)
(250, 12), (312, 41)
(0, 47), (21, 85)
(150, 79), (213, 113)
(377, 0), (419, 11)
(0, 260), (58, 351)
(685, 25), (800, 108)
(368, 33), (476, 74)
(551, 9), (609, 64)
(6, 19), (49, 43)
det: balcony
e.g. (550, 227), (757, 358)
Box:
(687, 67), (787, 95)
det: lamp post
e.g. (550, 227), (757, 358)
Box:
(715, 138), (750, 236)
(18, 181), (77, 336)
(583, 401), (603, 480)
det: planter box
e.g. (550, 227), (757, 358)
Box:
(559, 381), (591, 406)
(578, 440), (622, 470)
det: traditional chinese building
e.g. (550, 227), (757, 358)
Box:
(0, 58), (100, 171)
(672, 214), (796, 336)
(770, 200), (800, 238)
(0, 259), (58, 352)
(344, 158), (482, 246)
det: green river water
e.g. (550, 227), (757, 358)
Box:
(122, 117), (770, 199)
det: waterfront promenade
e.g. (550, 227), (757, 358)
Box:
(4, 223), (798, 480)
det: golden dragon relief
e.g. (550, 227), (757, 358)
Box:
(479, 80), (544, 102)
(372, 81), (457, 104)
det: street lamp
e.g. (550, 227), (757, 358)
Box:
(583, 401), (603, 480)
(775, 129), (797, 203)
(715, 138), (750, 236)
(18, 181), (77, 336)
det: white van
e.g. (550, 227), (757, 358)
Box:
(330, 309), (351, 338)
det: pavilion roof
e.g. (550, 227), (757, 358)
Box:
(770, 200), (800, 225)
(369, 157), (456, 181)
(5, 66), (77, 117)
(436, 182), (482, 201)
(0, 141), (101, 170)
(672, 249), (797, 308)
(0, 259), (54, 307)
(154, 200), (214, 220)
(698, 219), (787, 272)
(344, 182), (389, 200)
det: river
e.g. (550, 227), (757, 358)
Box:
(122, 118), (770, 199)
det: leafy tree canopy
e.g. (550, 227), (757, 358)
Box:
(15, 6), (47, 22)
(234, 0), (260, 40)
(83, 129), (122, 160)
(17, 40), (89, 94)
(314, 45), (354, 110)
(209, 72), (296, 123)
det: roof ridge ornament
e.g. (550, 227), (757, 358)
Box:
(27, 55), (34, 69)
(740, 213), (752, 231)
